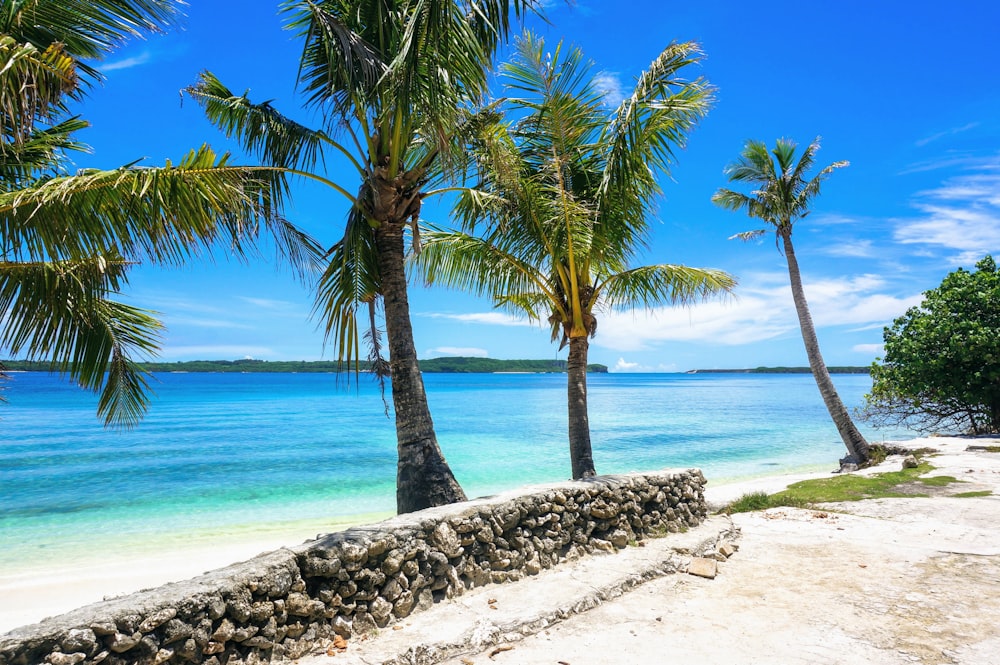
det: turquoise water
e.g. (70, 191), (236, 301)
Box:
(0, 372), (913, 570)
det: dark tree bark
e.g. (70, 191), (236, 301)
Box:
(567, 334), (596, 479)
(782, 232), (871, 465)
(373, 216), (467, 513)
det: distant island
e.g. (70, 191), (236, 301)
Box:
(1, 357), (609, 374)
(687, 366), (870, 374)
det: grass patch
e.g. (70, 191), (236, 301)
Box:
(953, 490), (992, 498)
(724, 462), (970, 514)
(918, 474), (959, 487)
(968, 445), (1000, 453)
(724, 490), (808, 514)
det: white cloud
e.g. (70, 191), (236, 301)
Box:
(806, 213), (862, 227)
(103, 52), (153, 71)
(591, 273), (921, 352)
(422, 312), (536, 327)
(892, 165), (1000, 264)
(593, 71), (625, 107)
(424, 346), (489, 358)
(823, 239), (875, 258)
(613, 357), (641, 372)
(237, 296), (300, 310)
(607, 358), (678, 373)
(915, 122), (980, 147)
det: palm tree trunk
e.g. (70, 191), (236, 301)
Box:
(782, 232), (871, 465)
(567, 335), (596, 479)
(373, 220), (467, 513)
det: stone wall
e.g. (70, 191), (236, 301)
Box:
(0, 470), (707, 665)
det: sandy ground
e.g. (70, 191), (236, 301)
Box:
(437, 436), (1000, 665)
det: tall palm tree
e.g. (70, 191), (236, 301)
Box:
(0, 0), (313, 428)
(416, 34), (735, 479)
(712, 138), (871, 466)
(187, 0), (538, 512)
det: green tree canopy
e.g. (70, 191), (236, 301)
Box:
(861, 256), (1000, 434)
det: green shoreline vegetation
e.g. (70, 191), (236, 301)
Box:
(1, 357), (609, 374)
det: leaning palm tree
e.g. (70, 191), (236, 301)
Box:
(0, 0), (313, 428)
(712, 138), (871, 466)
(187, 0), (538, 512)
(416, 34), (735, 479)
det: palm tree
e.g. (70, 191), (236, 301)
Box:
(416, 34), (735, 479)
(187, 0), (538, 513)
(0, 0), (313, 428)
(712, 137), (871, 466)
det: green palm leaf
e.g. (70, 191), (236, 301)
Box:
(0, 256), (161, 428)
(599, 264), (736, 310)
(0, 145), (321, 274)
(0, 0), (179, 85)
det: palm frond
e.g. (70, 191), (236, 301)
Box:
(0, 116), (89, 187)
(313, 206), (380, 370)
(1, 0), (180, 86)
(0, 145), (293, 267)
(283, 0), (389, 113)
(599, 264), (736, 310)
(715, 136), (846, 240)
(186, 71), (360, 175)
(415, 228), (547, 308)
(728, 229), (768, 242)
(0, 36), (78, 142)
(600, 40), (712, 226)
(0, 255), (161, 428)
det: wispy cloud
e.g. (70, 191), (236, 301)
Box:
(893, 166), (1000, 264)
(822, 239), (875, 258)
(591, 273), (921, 352)
(898, 153), (998, 175)
(237, 296), (301, 310)
(593, 71), (625, 107)
(915, 122), (980, 147)
(103, 51), (154, 72)
(424, 346), (489, 358)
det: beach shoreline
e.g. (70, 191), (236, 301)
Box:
(0, 437), (933, 635)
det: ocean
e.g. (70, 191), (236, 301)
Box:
(0, 371), (914, 576)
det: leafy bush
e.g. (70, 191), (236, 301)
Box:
(861, 256), (1000, 434)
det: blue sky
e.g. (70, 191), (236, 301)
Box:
(70, 1), (1000, 372)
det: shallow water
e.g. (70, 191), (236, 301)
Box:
(0, 371), (913, 572)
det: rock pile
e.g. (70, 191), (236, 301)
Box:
(0, 470), (706, 665)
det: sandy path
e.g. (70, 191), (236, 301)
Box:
(440, 438), (1000, 665)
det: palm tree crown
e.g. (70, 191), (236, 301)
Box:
(418, 33), (736, 479)
(712, 137), (847, 241)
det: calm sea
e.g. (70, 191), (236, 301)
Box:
(0, 371), (914, 573)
